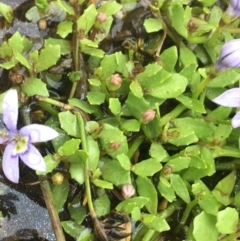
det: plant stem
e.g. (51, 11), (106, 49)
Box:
(35, 95), (89, 120)
(39, 177), (66, 241)
(192, 76), (210, 99)
(128, 137), (144, 160)
(160, 104), (186, 127)
(76, 113), (97, 219)
(179, 199), (197, 225)
(225, 28), (240, 33)
(216, 159), (240, 170)
(69, 5), (80, 99)
(37, 102), (59, 117)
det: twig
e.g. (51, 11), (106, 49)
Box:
(39, 177), (66, 241)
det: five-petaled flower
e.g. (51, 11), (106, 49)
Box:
(212, 88), (240, 128)
(215, 39), (240, 70)
(0, 89), (58, 183)
(227, 0), (240, 18)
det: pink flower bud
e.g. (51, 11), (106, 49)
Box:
(108, 142), (120, 151)
(121, 184), (136, 199)
(110, 73), (122, 87)
(96, 12), (107, 23)
(141, 109), (156, 123)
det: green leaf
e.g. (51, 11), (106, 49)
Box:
(59, 111), (80, 138)
(77, 4), (98, 33)
(126, 93), (151, 120)
(216, 207), (238, 234)
(132, 158), (162, 177)
(35, 45), (61, 73)
(212, 170), (236, 206)
(52, 178), (70, 211)
(141, 214), (170, 232)
(170, 174), (190, 203)
(57, 21), (73, 38)
(147, 73), (188, 99)
(87, 91), (105, 105)
(130, 80), (143, 98)
(176, 95), (206, 113)
(61, 221), (92, 240)
(93, 194), (110, 217)
(101, 158), (131, 186)
(45, 38), (71, 55)
(87, 136), (100, 171)
(168, 4), (190, 38)
(68, 150), (87, 184)
(91, 179), (113, 189)
(164, 127), (198, 146)
(208, 69), (240, 88)
(143, 18), (163, 33)
(183, 147), (215, 180)
(136, 176), (158, 214)
(117, 153), (131, 171)
(0, 3), (13, 23)
(173, 117), (213, 139)
(69, 197), (87, 225)
(179, 43), (198, 67)
(160, 46), (178, 72)
(149, 142), (169, 162)
(166, 156), (190, 172)
(116, 196), (149, 213)
(121, 119), (140, 132)
(193, 212), (218, 241)
(68, 98), (95, 114)
(157, 177), (176, 202)
(8, 32), (24, 53)
(57, 0), (75, 15)
(58, 139), (81, 156)
(109, 98), (121, 116)
(192, 180), (219, 215)
(21, 78), (49, 97)
(40, 155), (60, 174)
(98, 124), (128, 158)
(25, 6), (40, 22)
(97, 1), (122, 16)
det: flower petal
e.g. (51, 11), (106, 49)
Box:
(2, 143), (19, 183)
(20, 144), (46, 172)
(19, 124), (59, 143)
(212, 88), (240, 107)
(232, 111), (240, 128)
(2, 89), (18, 132)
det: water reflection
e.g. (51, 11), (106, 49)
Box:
(0, 179), (55, 240)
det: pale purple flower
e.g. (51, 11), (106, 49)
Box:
(212, 88), (240, 128)
(226, 0), (240, 18)
(215, 39), (240, 70)
(0, 89), (58, 183)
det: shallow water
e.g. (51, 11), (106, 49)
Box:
(0, 178), (55, 240)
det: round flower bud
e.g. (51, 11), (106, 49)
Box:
(215, 39), (240, 71)
(52, 172), (64, 185)
(108, 142), (120, 151)
(38, 19), (47, 30)
(141, 109), (156, 123)
(96, 12), (107, 23)
(121, 184), (136, 199)
(110, 73), (122, 87)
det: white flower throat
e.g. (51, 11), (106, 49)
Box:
(12, 134), (29, 155)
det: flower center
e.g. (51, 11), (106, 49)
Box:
(12, 134), (29, 155)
